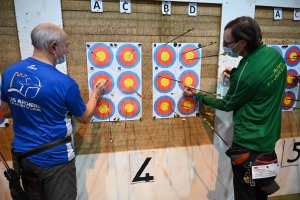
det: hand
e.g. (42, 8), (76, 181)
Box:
(293, 75), (300, 83)
(183, 86), (198, 96)
(223, 66), (233, 78)
(93, 80), (108, 98)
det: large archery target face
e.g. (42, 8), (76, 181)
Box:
(89, 71), (114, 94)
(271, 46), (283, 56)
(178, 70), (200, 90)
(282, 91), (296, 110)
(179, 44), (200, 68)
(88, 43), (113, 68)
(177, 96), (198, 115)
(154, 71), (176, 93)
(118, 97), (141, 119)
(154, 96), (176, 117)
(116, 44), (140, 69)
(285, 46), (300, 67)
(117, 71), (141, 94)
(94, 98), (115, 120)
(154, 44), (176, 68)
(286, 69), (298, 89)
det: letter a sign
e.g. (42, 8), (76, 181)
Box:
(274, 8), (282, 20)
(91, 0), (103, 12)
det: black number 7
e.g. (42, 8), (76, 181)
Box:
(287, 142), (300, 163)
(132, 157), (154, 182)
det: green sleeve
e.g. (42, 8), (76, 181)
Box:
(195, 79), (256, 112)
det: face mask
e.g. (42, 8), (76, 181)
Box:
(55, 44), (66, 64)
(223, 41), (242, 58)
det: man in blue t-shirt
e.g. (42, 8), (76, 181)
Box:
(1, 23), (107, 200)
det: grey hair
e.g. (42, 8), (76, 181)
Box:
(31, 23), (63, 51)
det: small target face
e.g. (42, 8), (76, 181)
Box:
(286, 69), (298, 89)
(284, 46), (300, 67)
(282, 91), (296, 110)
(154, 71), (176, 93)
(89, 71), (114, 94)
(154, 96), (176, 117)
(116, 44), (140, 69)
(118, 97), (141, 119)
(178, 70), (200, 90)
(179, 44), (201, 68)
(94, 98), (115, 120)
(177, 96), (198, 115)
(117, 71), (141, 94)
(88, 43), (113, 68)
(153, 44), (176, 68)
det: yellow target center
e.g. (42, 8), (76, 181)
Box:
(185, 52), (194, 60)
(184, 77), (193, 86)
(125, 104), (134, 112)
(96, 51), (106, 61)
(124, 78), (133, 87)
(284, 98), (291, 105)
(161, 102), (169, 111)
(184, 101), (192, 109)
(290, 52), (297, 61)
(287, 75), (294, 84)
(99, 104), (108, 114)
(161, 78), (170, 86)
(97, 78), (105, 84)
(161, 52), (170, 61)
(124, 52), (133, 62)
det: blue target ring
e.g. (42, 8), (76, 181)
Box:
(89, 71), (114, 94)
(118, 97), (141, 119)
(179, 44), (201, 68)
(177, 96), (198, 115)
(117, 71), (141, 95)
(154, 71), (176, 93)
(153, 44), (177, 68)
(88, 43), (113, 69)
(116, 44), (140, 69)
(154, 96), (176, 117)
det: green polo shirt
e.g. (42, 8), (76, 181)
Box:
(196, 45), (287, 152)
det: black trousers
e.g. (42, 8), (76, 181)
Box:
(231, 142), (268, 200)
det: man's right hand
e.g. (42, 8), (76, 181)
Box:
(94, 80), (108, 98)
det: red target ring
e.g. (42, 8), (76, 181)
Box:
(94, 98), (115, 120)
(284, 46), (300, 67)
(282, 91), (296, 110)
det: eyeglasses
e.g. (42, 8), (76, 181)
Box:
(223, 40), (237, 47)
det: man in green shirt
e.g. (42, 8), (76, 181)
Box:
(184, 16), (286, 200)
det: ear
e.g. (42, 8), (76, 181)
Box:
(241, 40), (247, 47)
(49, 41), (57, 53)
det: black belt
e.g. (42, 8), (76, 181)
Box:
(15, 135), (72, 160)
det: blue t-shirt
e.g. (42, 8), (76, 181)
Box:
(1, 57), (86, 167)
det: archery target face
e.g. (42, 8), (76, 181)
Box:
(94, 98), (115, 120)
(286, 69), (298, 89)
(179, 44), (201, 68)
(284, 46), (300, 67)
(117, 71), (141, 94)
(177, 96), (198, 115)
(118, 97), (141, 119)
(116, 44), (141, 69)
(154, 71), (176, 93)
(87, 42), (142, 121)
(268, 45), (300, 112)
(152, 43), (201, 118)
(0, 106), (5, 124)
(178, 70), (200, 90)
(154, 96), (176, 117)
(88, 43), (113, 68)
(153, 44), (176, 68)
(282, 91), (296, 110)
(89, 71), (114, 94)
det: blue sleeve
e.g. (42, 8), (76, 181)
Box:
(65, 84), (86, 117)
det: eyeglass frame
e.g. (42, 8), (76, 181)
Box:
(223, 40), (238, 47)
